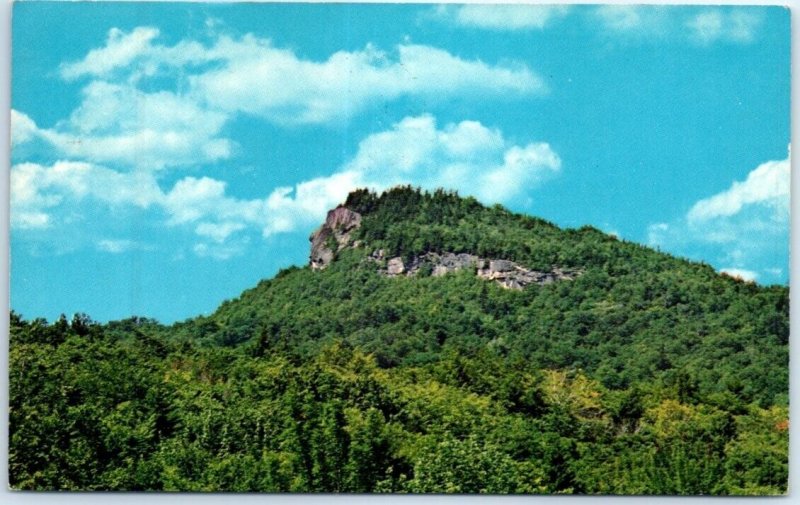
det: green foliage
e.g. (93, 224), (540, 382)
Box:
(8, 187), (788, 494)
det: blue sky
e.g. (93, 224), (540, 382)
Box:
(10, 3), (790, 324)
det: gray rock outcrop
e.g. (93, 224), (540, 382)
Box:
(309, 207), (362, 270)
(307, 205), (579, 288)
(386, 257), (405, 275)
(376, 251), (579, 290)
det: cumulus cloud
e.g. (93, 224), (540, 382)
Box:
(195, 222), (247, 244)
(262, 171), (365, 237)
(61, 27), (162, 80)
(14, 26), (545, 181)
(11, 110), (38, 146)
(58, 27), (543, 126)
(343, 114), (561, 202)
(594, 5), (763, 45)
(433, 4), (764, 45)
(12, 80), (232, 170)
(13, 25), (553, 259)
(13, 114), (561, 258)
(161, 176), (272, 255)
(10, 160), (267, 255)
(263, 115), (561, 236)
(594, 5), (670, 35)
(190, 40), (543, 124)
(686, 9), (763, 44)
(435, 5), (571, 31)
(10, 161), (163, 229)
(688, 157), (789, 223)
(11, 159), (355, 255)
(647, 152), (789, 283)
(192, 241), (251, 261)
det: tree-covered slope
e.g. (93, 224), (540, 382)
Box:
(179, 187), (788, 406)
(9, 186), (789, 493)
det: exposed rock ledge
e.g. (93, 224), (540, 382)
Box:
(369, 250), (580, 290)
(309, 207), (362, 270)
(309, 206), (579, 289)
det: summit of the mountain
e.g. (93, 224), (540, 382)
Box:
(307, 197), (580, 289)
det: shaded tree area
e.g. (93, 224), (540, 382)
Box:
(10, 320), (787, 494)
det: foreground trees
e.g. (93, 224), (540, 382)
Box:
(9, 316), (788, 494)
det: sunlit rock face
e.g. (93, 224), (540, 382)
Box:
(309, 207), (362, 270)
(309, 204), (579, 288)
(375, 251), (580, 290)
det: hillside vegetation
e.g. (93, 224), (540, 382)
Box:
(9, 187), (788, 493)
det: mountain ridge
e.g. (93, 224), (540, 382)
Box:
(173, 187), (786, 403)
(309, 201), (582, 289)
(10, 185), (789, 494)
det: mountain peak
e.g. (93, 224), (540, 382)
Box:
(308, 188), (581, 289)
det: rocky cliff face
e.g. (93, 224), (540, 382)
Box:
(368, 250), (579, 290)
(309, 207), (362, 270)
(309, 205), (579, 288)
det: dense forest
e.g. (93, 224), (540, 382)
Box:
(9, 187), (789, 494)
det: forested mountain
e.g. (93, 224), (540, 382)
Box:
(9, 187), (789, 494)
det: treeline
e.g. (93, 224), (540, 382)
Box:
(9, 187), (789, 493)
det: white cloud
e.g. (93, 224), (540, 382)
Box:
(10, 161), (163, 229)
(163, 176), (267, 229)
(14, 211), (51, 230)
(11, 161), (157, 215)
(61, 27), (161, 80)
(434, 4), (765, 45)
(13, 114), (560, 257)
(66, 81), (225, 137)
(727, 9), (764, 42)
(352, 115), (560, 199)
(195, 222), (247, 244)
(594, 5), (670, 35)
(12, 25), (547, 216)
(146, 170), (353, 246)
(595, 6), (763, 45)
(263, 115), (561, 236)
(97, 239), (135, 254)
(59, 26), (211, 83)
(190, 40), (543, 124)
(646, 152), (789, 283)
(10, 164), (56, 229)
(163, 177), (229, 225)
(11, 110), (38, 146)
(687, 11), (724, 44)
(686, 9), (763, 44)
(58, 27), (543, 127)
(262, 170), (365, 237)
(192, 239), (251, 261)
(646, 222), (672, 249)
(10, 160), (266, 257)
(437, 5), (571, 31)
(14, 25), (553, 258)
(17, 81), (232, 170)
(687, 157), (789, 223)
(482, 143), (561, 201)
(433, 4), (764, 46)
